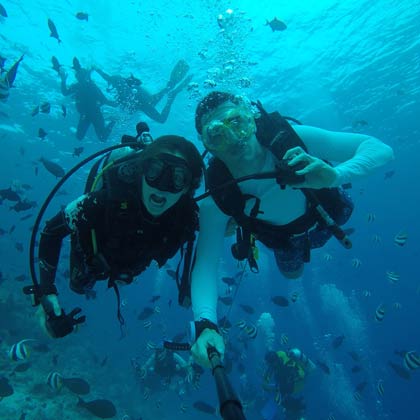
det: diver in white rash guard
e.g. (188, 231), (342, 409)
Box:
(189, 92), (394, 367)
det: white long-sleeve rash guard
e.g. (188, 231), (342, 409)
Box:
(191, 125), (394, 323)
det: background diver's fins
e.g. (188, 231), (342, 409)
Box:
(167, 59), (189, 89)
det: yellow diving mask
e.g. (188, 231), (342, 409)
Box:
(202, 105), (256, 153)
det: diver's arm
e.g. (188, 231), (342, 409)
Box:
(94, 67), (113, 83)
(60, 75), (76, 96)
(38, 211), (72, 294)
(191, 196), (229, 324)
(295, 125), (394, 186)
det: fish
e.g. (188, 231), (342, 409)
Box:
(351, 365), (362, 373)
(355, 381), (367, 393)
(367, 213), (376, 222)
(290, 291), (299, 303)
(219, 296), (233, 305)
(384, 170), (395, 179)
(323, 253), (333, 261)
(31, 105), (40, 117)
(0, 376), (14, 398)
(0, 55), (6, 69)
(193, 400), (216, 415)
(377, 379), (384, 396)
(137, 306), (155, 320)
(8, 339), (35, 361)
(40, 157), (65, 177)
(218, 316), (232, 329)
(47, 18), (62, 43)
(403, 351), (420, 371)
(388, 361), (410, 380)
(73, 147), (84, 157)
(100, 356), (108, 367)
(342, 183), (352, 189)
(61, 104), (67, 117)
(10, 361), (32, 374)
(150, 295), (160, 303)
(280, 333), (289, 345)
(348, 351), (361, 362)
(47, 371), (63, 391)
(316, 360), (330, 375)
(265, 17), (287, 32)
(352, 120), (368, 130)
(143, 320), (152, 329)
(15, 242), (24, 252)
(375, 304), (386, 322)
(239, 303), (254, 314)
(221, 276), (236, 286)
(166, 269), (176, 279)
(77, 397), (117, 419)
(394, 231), (408, 247)
(271, 295), (289, 307)
(38, 128), (48, 139)
(0, 3), (7, 18)
(20, 214), (33, 221)
(40, 102), (51, 113)
(10, 200), (37, 212)
(351, 258), (362, 268)
(0, 187), (20, 201)
(237, 320), (258, 339)
(76, 12), (89, 21)
(386, 271), (400, 284)
(146, 341), (157, 350)
(332, 335), (345, 349)
(393, 302), (402, 310)
(51, 56), (61, 73)
(63, 377), (90, 394)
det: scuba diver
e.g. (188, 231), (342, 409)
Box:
(94, 59), (192, 123)
(35, 131), (204, 339)
(59, 57), (117, 141)
(189, 91), (394, 367)
(132, 347), (194, 393)
(0, 54), (24, 102)
(262, 348), (316, 420)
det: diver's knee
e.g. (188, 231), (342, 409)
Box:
(280, 266), (304, 279)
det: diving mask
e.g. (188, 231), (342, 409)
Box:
(202, 107), (256, 152)
(143, 153), (192, 193)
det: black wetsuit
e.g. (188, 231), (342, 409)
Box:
(61, 78), (115, 141)
(38, 188), (198, 295)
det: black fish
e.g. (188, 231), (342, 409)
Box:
(76, 12), (89, 21)
(388, 361), (411, 380)
(166, 269), (176, 279)
(40, 102), (51, 113)
(266, 17), (287, 32)
(10, 200), (37, 212)
(218, 316), (232, 329)
(48, 18), (62, 43)
(193, 400), (216, 415)
(31, 105), (40, 116)
(348, 351), (361, 362)
(15, 242), (24, 252)
(239, 303), (255, 314)
(351, 365), (362, 373)
(73, 147), (84, 157)
(384, 170), (395, 179)
(137, 306), (155, 320)
(63, 377), (90, 395)
(20, 214), (33, 221)
(51, 56), (61, 73)
(40, 157), (65, 177)
(77, 397), (117, 419)
(221, 276), (236, 286)
(0, 3), (7, 18)
(355, 381), (368, 393)
(316, 360), (330, 375)
(271, 295), (289, 307)
(100, 356), (108, 367)
(0, 376), (13, 397)
(0, 187), (20, 201)
(10, 361), (32, 374)
(150, 295), (161, 303)
(38, 128), (48, 139)
(61, 104), (67, 117)
(218, 296), (233, 305)
(15, 274), (26, 282)
(342, 182), (352, 190)
(332, 335), (345, 349)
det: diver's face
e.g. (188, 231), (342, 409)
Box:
(200, 101), (257, 158)
(141, 151), (190, 217)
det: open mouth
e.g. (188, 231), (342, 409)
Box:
(150, 194), (166, 207)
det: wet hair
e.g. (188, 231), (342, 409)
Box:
(195, 91), (235, 134)
(139, 135), (204, 192)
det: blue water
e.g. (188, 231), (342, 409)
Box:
(1, 0), (419, 419)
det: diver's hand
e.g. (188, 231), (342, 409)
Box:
(41, 295), (85, 338)
(283, 146), (338, 189)
(58, 67), (67, 80)
(191, 329), (225, 368)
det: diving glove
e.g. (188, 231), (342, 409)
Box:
(45, 307), (86, 338)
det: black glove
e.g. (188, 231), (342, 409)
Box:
(45, 308), (86, 338)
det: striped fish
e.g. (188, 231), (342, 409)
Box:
(47, 371), (63, 391)
(8, 339), (35, 361)
(404, 350), (420, 371)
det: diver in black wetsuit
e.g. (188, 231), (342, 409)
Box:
(59, 57), (117, 141)
(94, 59), (192, 123)
(0, 54), (24, 101)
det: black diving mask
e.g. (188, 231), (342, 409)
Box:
(143, 153), (192, 193)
